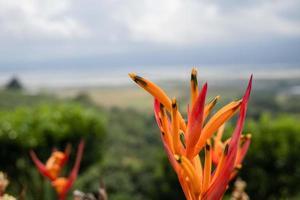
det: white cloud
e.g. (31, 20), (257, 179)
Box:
(0, 0), (90, 39)
(111, 0), (300, 45)
(0, 0), (299, 63)
(0, 0), (299, 45)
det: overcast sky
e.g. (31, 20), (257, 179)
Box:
(0, 0), (299, 68)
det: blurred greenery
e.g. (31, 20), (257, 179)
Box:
(0, 90), (59, 110)
(0, 78), (300, 200)
(241, 113), (300, 199)
(0, 100), (106, 199)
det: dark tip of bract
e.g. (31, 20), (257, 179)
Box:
(130, 73), (147, 87)
(172, 98), (177, 109)
(180, 132), (186, 148)
(211, 96), (220, 107)
(191, 74), (198, 87)
(205, 144), (211, 151)
(224, 144), (229, 155)
(160, 103), (165, 114)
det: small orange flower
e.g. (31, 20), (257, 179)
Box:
(129, 68), (252, 200)
(30, 140), (84, 200)
(30, 144), (71, 181)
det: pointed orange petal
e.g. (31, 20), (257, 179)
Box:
(161, 133), (180, 173)
(202, 144), (212, 192)
(215, 124), (225, 142)
(193, 155), (203, 184)
(203, 96), (220, 120)
(171, 98), (182, 155)
(178, 171), (194, 200)
(157, 100), (174, 152)
(129, 73), (171, 109)
(154, 99), (179, 172)
(129, 73), (187, 131)
(175, 155), (202, 197)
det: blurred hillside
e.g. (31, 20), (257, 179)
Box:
(0, 75), (300, 199)
(50, 77), (300, 115)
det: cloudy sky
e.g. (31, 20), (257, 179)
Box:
(0, 0), (300, 68)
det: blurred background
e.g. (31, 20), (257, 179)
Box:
(0, 0), (300, 199)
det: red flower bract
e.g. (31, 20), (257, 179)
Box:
(30, 140), (85, 200)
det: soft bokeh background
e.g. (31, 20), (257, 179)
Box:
(0, 0), (300, 199)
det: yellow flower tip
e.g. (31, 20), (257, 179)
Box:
(174, 154), (181, 163)
(210, 95), (220, 107)
(235, 164), (242, 170)
(191, 67), (198, 76)
(128, 73), (147, 87)
(241, 133), (252, 141)
(128, 73), (136, 79)
(246, 133), (252, 139)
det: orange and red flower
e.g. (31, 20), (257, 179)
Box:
(30, 140), (84, 200)
(129, 68), (252, 200)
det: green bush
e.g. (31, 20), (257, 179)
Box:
(0, 103), (106, 199)
(241, 113), (300, 199)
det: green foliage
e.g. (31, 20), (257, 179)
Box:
(1, 79), (300, 200)
(241, 113), (300, 200)
(0, 103), (106, 199)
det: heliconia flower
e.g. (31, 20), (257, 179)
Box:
(30, 140), (85, 200)
(30, 144), (71, 181)
(129, 68), (252, 200)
